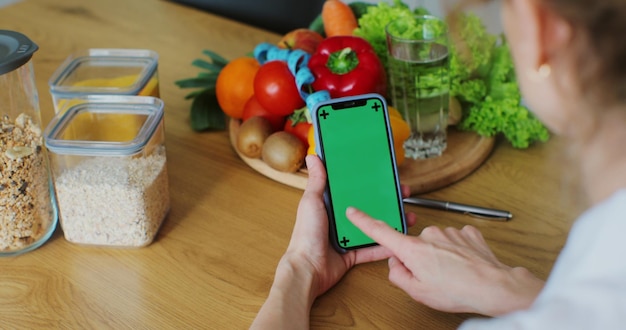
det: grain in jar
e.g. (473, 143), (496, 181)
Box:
(0, 30), (58, 256)
(44, 95), (169, 248)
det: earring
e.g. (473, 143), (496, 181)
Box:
(527, 63), (551, 82)
(537, 64), (551, 78)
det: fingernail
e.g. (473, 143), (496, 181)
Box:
(346, 206), (356, 214)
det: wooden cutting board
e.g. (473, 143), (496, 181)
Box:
(229, 118), (495, 194)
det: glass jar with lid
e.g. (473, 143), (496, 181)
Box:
(0, 30), (58, 256)
(48, 49), (160, 143)
(48, 48), (160, 107)
(44, 95), (170, 248)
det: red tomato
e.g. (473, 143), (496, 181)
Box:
(242, 95), (286, 131)
(284, 120), (312, 149)
(253, 60), (305, 116)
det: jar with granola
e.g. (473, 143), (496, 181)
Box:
(0, 30), (58, 256)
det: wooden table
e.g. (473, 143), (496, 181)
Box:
(1, 0), (584, 328)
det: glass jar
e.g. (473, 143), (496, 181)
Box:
(48, 49), (159, 143)
(48, 48), (160, 107)
(0, 30), (58, 256)
(44, 95), (170, 248)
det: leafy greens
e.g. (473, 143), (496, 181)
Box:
(353, 0), (549, 148)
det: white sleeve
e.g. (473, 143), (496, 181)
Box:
(459, 190), (626, 330)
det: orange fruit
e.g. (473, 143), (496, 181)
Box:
(389, 115), (410, 143)
(389, 115), (411, 166)
(388, 105), (403, 119)
(394, 143), (406, 166)
(307, 125), (316, 155)
(216, 57), (260, 119)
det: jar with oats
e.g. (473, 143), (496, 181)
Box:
(44, 95), (170, 248)
(0, 30), (59, 256)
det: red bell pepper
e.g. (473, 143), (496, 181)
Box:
(307, 35), (387, 99)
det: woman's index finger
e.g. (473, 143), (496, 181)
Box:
(346, 207), (409, 254)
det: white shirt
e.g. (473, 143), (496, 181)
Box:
(460, 189), (626, 330)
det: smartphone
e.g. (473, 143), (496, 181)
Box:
(312, 93), (407, 253)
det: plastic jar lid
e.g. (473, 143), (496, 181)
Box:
(48, 48), (159, 97)
(44, 95), (165, 156)
(0, 30), (38, 75)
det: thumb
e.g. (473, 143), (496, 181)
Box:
(304, 155), (326, 197)
(388, 256), (421, 292)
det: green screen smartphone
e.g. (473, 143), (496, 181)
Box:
(312, 93), (407, 253)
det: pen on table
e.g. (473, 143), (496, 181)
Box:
(403, 197), (513, 221)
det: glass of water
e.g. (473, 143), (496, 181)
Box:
(386, 15), (450, 159)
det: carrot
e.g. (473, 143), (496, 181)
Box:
(322, 0), (358, 37)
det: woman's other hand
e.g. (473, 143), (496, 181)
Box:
(346, 207), (544, 316)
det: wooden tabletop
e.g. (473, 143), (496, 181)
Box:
(1, 0), (584, 328)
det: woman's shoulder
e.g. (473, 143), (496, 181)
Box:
(576, 189), (626, 231)
(459, 189), (626, 330)
(545, 188), (626, 286)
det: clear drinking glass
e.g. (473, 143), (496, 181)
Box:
(386, 15), (450, 159)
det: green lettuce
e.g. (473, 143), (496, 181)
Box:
(353, 1), (549, 148)
(458, 39), (549, 148)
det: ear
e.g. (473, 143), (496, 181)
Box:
(505, 0), (575, 135)
(537, 5), (573, 66)
(512, 0), (572, 69)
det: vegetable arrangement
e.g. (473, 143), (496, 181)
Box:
(176, 0), (549, 174)
(347, 0), (549, 148)
(176, 0), (411, 172)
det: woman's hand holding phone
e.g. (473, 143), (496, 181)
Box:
(282, 155), (417, 298)
(251, 154), (416, 329)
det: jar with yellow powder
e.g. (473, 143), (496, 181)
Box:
(48, 49), (159, 141)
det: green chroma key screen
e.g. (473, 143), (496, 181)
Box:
(316, 95), (406, 251)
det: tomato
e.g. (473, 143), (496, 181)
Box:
(283, 119), (311, 149)
(242, 95), (286, 131)
(253, 60), (305, 116)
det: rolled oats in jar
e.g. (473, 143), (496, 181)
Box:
(44, 95), (169, 248)
(0, 30), (58, 256)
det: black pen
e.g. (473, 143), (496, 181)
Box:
(403, 197), (513, 221)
